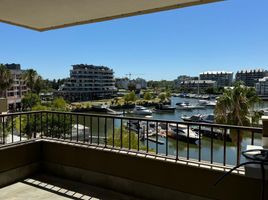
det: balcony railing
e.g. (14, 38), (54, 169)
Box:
(0, 111), (263, 167)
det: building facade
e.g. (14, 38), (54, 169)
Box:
(235, 69), (268, 87)
(115, 78), (129, 90)
(57, 64), (116, 101)
(180, 80), (216, 93)
(3, 64), (28, 111)
(256, 77), (268, 96)
(199, 71), (233, 87)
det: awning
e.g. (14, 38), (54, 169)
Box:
(0, 0), (221, 31)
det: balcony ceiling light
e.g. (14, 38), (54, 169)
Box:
(0, 0), (221, 31)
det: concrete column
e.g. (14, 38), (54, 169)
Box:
(261, 116), (268, 148)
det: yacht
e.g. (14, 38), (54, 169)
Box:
(198, 100), (216, 107)
(176, 102), (205, 110)
(167, 124), (199, 144)
(181, 114), (203, 122)
(132, 106), (152, 115)
(154, 103), (176, 112)
(91, 105), (123, 115)
(181, 114), (214, 123)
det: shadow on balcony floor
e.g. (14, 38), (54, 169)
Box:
(0, 173), (143, 200)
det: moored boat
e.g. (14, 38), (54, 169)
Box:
(154, 103), (176, 112)
(132, 106), (152, 115)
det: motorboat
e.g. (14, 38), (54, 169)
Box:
(154, 103), (176, 112)
(200, 114), (214, 123)
(198, 100), (216, 107)
(181, 114), (214, 123)
(132, 106), (152, 115)
(167, 124), (199, 144)
(181, 114), (203, 122)
(259, 108), (268, 116)
(91, 105), (123, 115)
(65, 124), (90, 140)
(176, 102), (205, 110)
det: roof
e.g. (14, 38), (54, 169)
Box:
(0, 0), (222, 31)
(200, 71), (233, 75)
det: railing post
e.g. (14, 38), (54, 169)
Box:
(261, 116), (268, 148)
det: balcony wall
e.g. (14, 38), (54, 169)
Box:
(0, 139), (267, 200)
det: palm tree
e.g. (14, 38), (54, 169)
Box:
(23, 69), (38, 92)
(215, 81), (261, 126)
(0, 64), (13, 98)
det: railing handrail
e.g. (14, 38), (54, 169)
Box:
(0, 110), (264, 166)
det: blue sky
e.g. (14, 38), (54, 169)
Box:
(0, 0), (268, 81)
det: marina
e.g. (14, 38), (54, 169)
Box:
(74, 96), (267, 165)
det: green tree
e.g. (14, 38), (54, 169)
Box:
(124, 91), (137, 103)
(128, 91), (137, 102)
(21, 92), (41, 110)
(107, 128), (149, 151)
(52, 97), (68, 111)
(158, 93), (166, 102)
(214, 82), (261, 126)
(15, 100), (70, 139)
(0, 64), (13, 98)
(144, 92), (152, 100)
(23, 69), (38, 92)
(33, 75), (43, 94)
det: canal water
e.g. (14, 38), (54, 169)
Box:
(79, 97), (267, 166)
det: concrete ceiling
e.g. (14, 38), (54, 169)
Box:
(0, 0), (221, 31)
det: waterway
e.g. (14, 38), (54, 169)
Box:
(79, 97), (267, 166)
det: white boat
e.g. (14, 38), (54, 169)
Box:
(159, 123), (199, 144)
(132, 106), (152, 115)
(66, 124), (90, 140)
(198, 100), (216, 107)
(176, 102), (205, 110)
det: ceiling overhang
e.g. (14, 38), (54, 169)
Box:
(0, 0), (222, 31)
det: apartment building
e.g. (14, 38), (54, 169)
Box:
(2, 64), (28, 111)
(200, 71), (233, 87)
(256, 76), (268, 96)
(180, 80), (217, 93)
(57, 64), (116, 101)
(235, 68), (268, 87)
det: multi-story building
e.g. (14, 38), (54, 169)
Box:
(175, 75), (198, 87)
(115, 78), (129, 90)
(235, 69), (268, 87)
(180, 80), (217, 93)
(256, 77), (268, 96)
(57, 64), (116, 101)
(200, 71), (233, 87)
(115, 77), (147, 90)
(2, 64), (28, 111)
(134, 78), (147, 90)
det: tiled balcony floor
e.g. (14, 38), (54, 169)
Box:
(0, 174), (142, 200)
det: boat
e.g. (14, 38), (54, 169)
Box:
(181, 114), (203, 122)
(132, 106), (152, 115)
(65, 124), (90, 140)
(176, 102), (205, 110)
(200, 114), (214, 123)
(259, 108), (268, 116)
(181, 114), (214, 123)
(91, 104), (108, 112)
(198, 100), (216, 107)
(154, 103), (176, 112)
(91, 105), (123, 115)
(193, 126), (232, 142)
(167, 124), (199, 144)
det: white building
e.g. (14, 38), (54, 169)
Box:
(3, 64), (28, 111)
(200, 71), (233, 87)
(57, 64), (116, 101)
(256, 77), (268, 96)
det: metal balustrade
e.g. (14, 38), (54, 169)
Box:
(0, 111), (263, 167)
